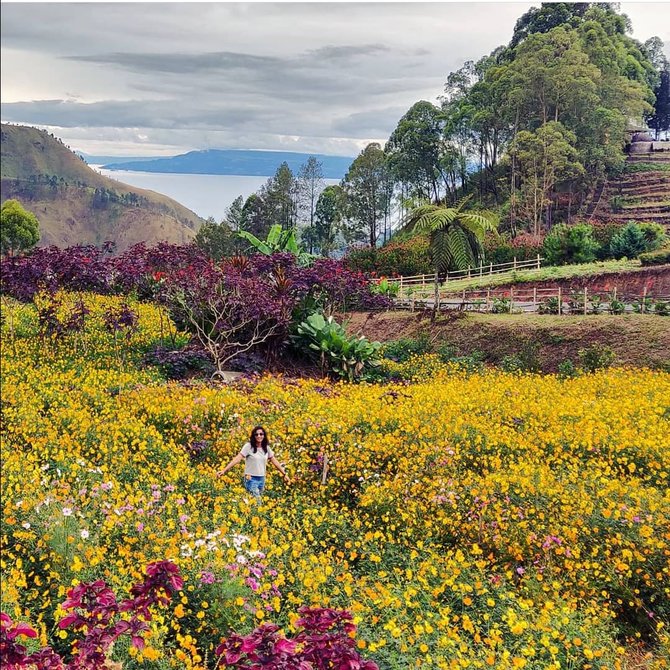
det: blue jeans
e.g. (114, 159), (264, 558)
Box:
(243, 475), (265, 499)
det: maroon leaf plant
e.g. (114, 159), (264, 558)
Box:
(0, 560), (183, 669)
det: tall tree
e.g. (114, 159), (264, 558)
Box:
(297, 157), (325, 253)
(225, 195), (245, 231)
(648, 67), (670, 139)
(263, 162), (299, 230)
(385, 101), (445, 202)
(341, 143), (391, 248)
(508, 122), (585, 234)
(1, 199), (40, 257)
(309, 184), (345, 257)
(194, 217), (237, 261)
(240, 193), (270, 240)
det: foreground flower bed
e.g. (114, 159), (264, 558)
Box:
(1, 293), (669, 669)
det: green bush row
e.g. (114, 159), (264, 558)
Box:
(639, 246), (670, 266)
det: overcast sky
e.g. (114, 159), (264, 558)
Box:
(2, 2), (669, 158)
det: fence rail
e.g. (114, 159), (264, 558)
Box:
(371, 256), (545, 295)
(394, 285), (669, 315)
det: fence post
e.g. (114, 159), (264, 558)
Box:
(486, 288), (491, 312)
(537, 253), (541, 270)
(642, 286), (647, 313)
(489, 262), (493, 275)
(399, 276), (404, 296)
(533, 287), (537, 311)
(558, 287), (562, 315)
(510, 287), (514, 313)
(613, 286), (617, 302)
(584, 287), (588, 315)
(513, 257), (517, 271)
(479, 262), (483, 277)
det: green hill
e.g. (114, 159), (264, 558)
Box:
(0, 124), (204, 252)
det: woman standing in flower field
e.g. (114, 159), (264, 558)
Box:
(218, 425), (291, 499)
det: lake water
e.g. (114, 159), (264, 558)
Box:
(94, 167), (338, 221)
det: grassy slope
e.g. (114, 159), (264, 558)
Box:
(344, 310), (670, 372)
(1, 124), (204, 251)
(403, 260), (652, 294)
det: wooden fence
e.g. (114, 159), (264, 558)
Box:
(373, 256), (545, 297)
(394, 285), (670, 315)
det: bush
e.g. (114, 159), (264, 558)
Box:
(543, 223), (600, 266)
(491, 296), (511, 314)
(639, 247), (670, 266)
(344, 237), (432, 277)
(638, 222), (668, 251)
(610, 223), (649, 260)
(592, 222), (625, 260)
(578, 344), (616, 373)
(293, 312), (381, 382)
(483, 232), (545, 266)
(654, 300), (669, 316)
(558, 359), (577, 378)
(381, 334), (433, 362)
(539, 296), (560, 315)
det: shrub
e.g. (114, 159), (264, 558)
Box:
(639, 247), (670, 266)
(293, 312), (381, 382)
(142, 345), (212, 380)
(344, 237), (432, 277)
(543, 223), (600, 266)
(608, 293), (626, 315)
(500, 340), (540, 373)
(381, 334), (433, 362)
(215, 607), (378, 669)
(592, 222), (625, 260)
(638, 222), (668, 251)
(558, 359), (577, 378)
(654, 300), (669, 316)
(578, 344), (616, 373)
(609, 195), (625, 213)
(609, 222), (649, 259)
(539, 296), (560, 315)
(491, 296), (511, 313)
(483, 232), (545, 266)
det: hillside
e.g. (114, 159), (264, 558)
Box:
(0, 124), (204, 252)
(589, 151), (670, 228)
(102, 148), (354, 179)
(345, 311), (670, 372)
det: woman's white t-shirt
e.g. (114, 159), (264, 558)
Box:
(240, 442), (274, 476)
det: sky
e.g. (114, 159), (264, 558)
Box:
(2, 1), (669, 158)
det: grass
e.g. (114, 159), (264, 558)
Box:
(401, 259), (645, 295)
(621, 162), (670, 174)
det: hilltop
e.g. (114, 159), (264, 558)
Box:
(1, 124), (204, 253)
(102, 148), (354, 179)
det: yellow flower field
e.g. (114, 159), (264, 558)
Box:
(1, 292), (669, 669)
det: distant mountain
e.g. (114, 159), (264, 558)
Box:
(1, 124), (204, 253)
(79, 153), (165, 166)
(102, 149), (354, 179)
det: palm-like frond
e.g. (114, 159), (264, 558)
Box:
(404, 197), (499, 273)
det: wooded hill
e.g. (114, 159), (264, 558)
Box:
(0, 124), (204, 253)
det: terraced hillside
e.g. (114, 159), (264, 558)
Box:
(590, 150), (670, 227)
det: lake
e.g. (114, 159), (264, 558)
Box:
(94, 167), (338, 221)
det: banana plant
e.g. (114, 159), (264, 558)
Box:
(237, 225), (315, 266)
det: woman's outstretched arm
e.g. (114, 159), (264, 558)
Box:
(218, 453), (244, 477)
(270, 456), (291, 484)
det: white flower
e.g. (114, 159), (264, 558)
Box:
(80, 529), (89, 540)
(62, 507), (73, 517)
(22, 522), (31, 529)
